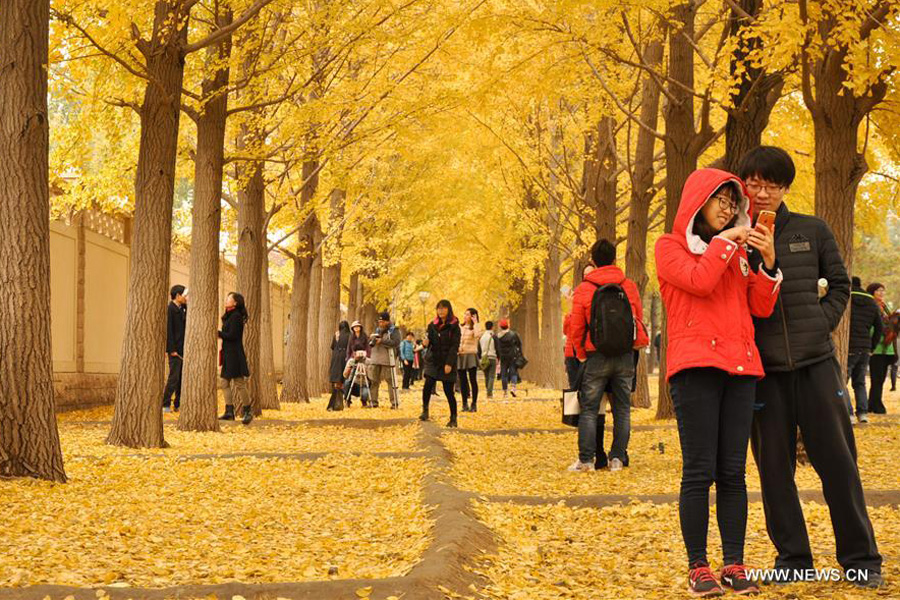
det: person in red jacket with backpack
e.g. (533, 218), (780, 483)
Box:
(656, 168), (781, 597)
(568, 239), (648, 473)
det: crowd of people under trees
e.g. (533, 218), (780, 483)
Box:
(158, 145), (899, 596)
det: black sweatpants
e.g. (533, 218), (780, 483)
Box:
(750, 358), (881, 573)
(402, 362), (415, 389)
(162, 355), (183, 409)
(670, 368), (756, 567)
(422, 376), (457, 418)
(868, 354), (892, 414)
(458, 366), (478, 408)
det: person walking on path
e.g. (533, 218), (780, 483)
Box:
(368, 311), (401, 409)
(569, 239), (649, 476)
(867, 282), (897, 415)
(847, 278), (883, 422)
(218, 292), (253, 425)
(327, 321), (351, 411)
(163, 285), (188, 413)
(657, 168), (781, 596)
(347, 321), (369, 359)
(458, 308), (483, 412)
(419, 299), (461, 428)
(400, 332), (417, 390)
(479, 321), (498, 398)
(495, 319), (522, 398)
(738, 146), (882, 588)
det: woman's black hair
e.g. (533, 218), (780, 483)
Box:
(226, 292), (248, 323)
(338, 320), (351, 335)
(435, 299), (454, 323)
(866, 282), (885, 297)
(466, 308), (479, 323)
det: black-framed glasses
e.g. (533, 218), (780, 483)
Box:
(713, 195), (739, 214)
(746, 182), (784, 194)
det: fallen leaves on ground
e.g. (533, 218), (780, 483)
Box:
(0, 454), (430, 588)
(472, 500), (900, 600)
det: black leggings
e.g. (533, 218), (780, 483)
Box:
(670, 367), (756, 568)
(422, 376), (457, 418)
(868, 354), (892, 414)
(459, 366), (478, 405)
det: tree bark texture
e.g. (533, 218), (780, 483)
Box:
(582, 117), (617, 244)
(281, 230), (315, 403)
(258, 259), (280, 410)
(347, 272), (360, 322)
(236, 158), (266, 415)
(107, 1), (188, 447)
(0, 0), (67, 481)
(306, 222), (324, 396)
(319, 189), (345, 392)
(179, 11), (232, 433)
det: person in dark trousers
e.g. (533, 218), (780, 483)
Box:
(738, 146), (882, 587)
(368, 312), (401, 409)
(419, 299), (461, 428)
(657, 168), (781, 596)
(327, 321), (351, 411)
(218, 292), (253, 425)
(400, 332), (416, 389)
(479, 321), (498, 398)
(867, 283), (896, 414)
(569, 239), (649, 476)
(162, 285), (188, 412)
(458, 308), (482, 412)
(847, 278), (883, 422)
(495, 319), (522, 397)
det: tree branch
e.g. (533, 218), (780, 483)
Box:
(183, 0), (277, 54)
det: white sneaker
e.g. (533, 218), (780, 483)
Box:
(609, 458), (623, 472)
(568, 460), (594, 472)
(849, 414), (858, 424)
(859, 413), (869, 423)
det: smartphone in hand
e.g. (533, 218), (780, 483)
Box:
(756, 210), (776, 233)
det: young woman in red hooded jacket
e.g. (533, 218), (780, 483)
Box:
(656, 168), (781, 597)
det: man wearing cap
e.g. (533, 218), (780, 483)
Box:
(163, 284), (188, 412)
(368, 311), (402, 408)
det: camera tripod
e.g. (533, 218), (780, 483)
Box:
(344, 360), (372, 406)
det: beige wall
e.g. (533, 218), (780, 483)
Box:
(50, 212), (289, 407)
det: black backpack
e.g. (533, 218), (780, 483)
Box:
(587, 279), (634, 356)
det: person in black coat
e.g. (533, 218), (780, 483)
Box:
(847, 277), (883, 421)
(327, 321), (351, 411)
(739, 146), (881, 587)
(419, 299), (461, 428)
(162, 284), (187, 412)
(218, 292), (253, 425)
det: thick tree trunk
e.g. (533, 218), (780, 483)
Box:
(522, 272), (540, 383)
(236, 158), (266, 415)
(179, 12), (232, 433)
(721, 0), (784, 173)
(306, 224), (324, 396)
(258, 259), (280, 410)
(347, 272), (360, 322)
(539, 255), (565, 389)
(281, 242), (314, 403)
(625, 39), (663, 409)
(319, 189), (345, 392)
(107, 3), (187, 447)
(582, 117), (617, 243)
(0, 0), (67, 481)
(362, 297), (378, 333)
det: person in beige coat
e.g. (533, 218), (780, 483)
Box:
(458, 308), (483, 412)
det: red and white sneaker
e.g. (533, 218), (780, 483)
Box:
(720, 564), (760, 595)
(688, 564), (725, 597)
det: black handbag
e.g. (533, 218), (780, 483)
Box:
(514, 354), (528, 370)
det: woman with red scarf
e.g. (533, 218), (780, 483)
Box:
(419, 299), (462, 427)
(656, 168), (782, 597)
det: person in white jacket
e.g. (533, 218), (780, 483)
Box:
(479, 321), (498, 398)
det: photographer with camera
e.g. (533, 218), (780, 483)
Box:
(367, 311), (402, 408)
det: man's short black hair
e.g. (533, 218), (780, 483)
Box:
(591, 239), (616, 267)
(170, 284), (186, 300)
(852, 276), (862, 288)
(485, 320), (494, 330)
(737, 146), (796, 187)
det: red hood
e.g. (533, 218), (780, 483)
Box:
(673, 168), (752, 254)
(583, 264), (626, 286)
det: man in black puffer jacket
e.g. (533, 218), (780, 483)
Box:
(739, 147), (882, 587)
(847, 277), (883, 422)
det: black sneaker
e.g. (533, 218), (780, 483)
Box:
(849, 570), (883, 588)
(720, 564), (760, 595)
(419, 411), (429, 421)
(241, 406), (253, 425)
(688, 564), (725, 597)
(446, 417), (458, 428)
